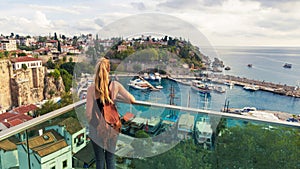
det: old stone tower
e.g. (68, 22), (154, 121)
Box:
(10, 56), (45, 107)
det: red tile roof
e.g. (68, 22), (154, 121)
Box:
(47, 40), (58, 43)
(13, 104), (38, 114)
(0, 112), (16, 120)
(8, 119), (23, 126)
(11, 56), (41, 63)
(0, 112), (33, 128)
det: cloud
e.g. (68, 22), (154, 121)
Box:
(0, 0), (299, 46)
(158, 0), (201, 10)
(34, 11), (54, 28)
(29, 4), (80, 14)
(94, 18), (105, 27)
(131, 2), (146, 10)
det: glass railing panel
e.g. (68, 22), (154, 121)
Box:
(0, 100), (299, 169)
(114, 101), (300, 169)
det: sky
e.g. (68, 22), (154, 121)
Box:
(0, 0), (300, 46)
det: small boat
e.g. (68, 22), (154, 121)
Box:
(154, 72), (161, 82)
(191, 80), (212, 94)
(243, 84), (259, 91)
(149, 73), (156, 81)
(128, 78), (149, 90)
(214, 86), (226, 93)
(155, 85), (163, 89)
(247, 64), (252, 68)
(283, 63), (292, 68)
(143, 73), (150, 80)
(224, 66), (231, 70)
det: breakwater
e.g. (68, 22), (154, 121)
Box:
(207, 74), (300, 98)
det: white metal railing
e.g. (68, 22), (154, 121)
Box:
(1, 99), (299, 141)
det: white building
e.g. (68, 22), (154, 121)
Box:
(195, 117), (213, 149)
(17, 130), (72, 169)
(45, 117), (87, 154)
(177, 113), (195, 140)
(0, 39), (17, 51)
(11, 56), (42, 70)
(0, 139), (19, 169)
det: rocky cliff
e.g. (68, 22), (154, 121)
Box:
(0, 60), (12, 111)
(43, 75), (65, 99)
(0, 58), (66, 111)
(10, 66), (45, 106)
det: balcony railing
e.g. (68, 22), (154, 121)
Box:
(0, 100), (299, 169)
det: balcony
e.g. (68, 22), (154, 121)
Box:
(0, 100), (299, 169)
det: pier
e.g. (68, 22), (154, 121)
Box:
(207, 74), (300, 98)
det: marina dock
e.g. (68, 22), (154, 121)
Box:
(113, 73), (300, 98)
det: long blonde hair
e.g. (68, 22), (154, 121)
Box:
(94, 57), (113, 104)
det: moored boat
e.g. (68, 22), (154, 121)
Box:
(154, 72), (161, 82)
(128, 78), (149, 90)
(149, 73), (156, 80)
(191, 80), (212, 94)
(243, 84), (259, 91)
(214, 85), (226, 93)
(143, 72), (150, 80)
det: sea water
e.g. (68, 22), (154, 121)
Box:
(116, 46), (300, 116)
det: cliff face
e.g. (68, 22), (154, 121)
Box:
(10, 66), (45, 106)
(0, 58), (66, 111)
(43, 75), (65, 99)
(0, 60), (12, 111)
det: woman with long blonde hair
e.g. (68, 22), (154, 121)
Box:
(86, 57), (135, 169)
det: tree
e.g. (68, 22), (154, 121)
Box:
(45, 58), (56, 69)
(4, 51), (9, 58)
(18, 53), (27, 56)
(59, 69), (72, 92)
(54, 32), (58, 40)
(212, 124), (300, 169)
(21, 64), (27, 70)
(60, 62), (75, 75)
(63, 56), (67, 62)
(48, 89), (55, 98)
(57, 41), (61, 53)
(69, 57), (73, 63)
(35, 100), (59, 116)
(131, 139), (211, 169)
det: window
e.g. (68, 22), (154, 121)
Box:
(63, 160), (68, 168)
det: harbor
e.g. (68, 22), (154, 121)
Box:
(165, 73), (300, 98)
